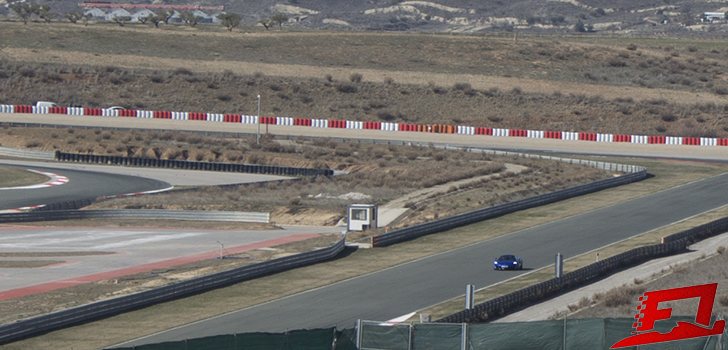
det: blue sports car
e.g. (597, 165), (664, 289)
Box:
(493, 254), (523, 270)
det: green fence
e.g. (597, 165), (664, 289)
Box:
(109, 328), (357, 350)
(109, 317), (726, 350)
(357, 317), (727, 350)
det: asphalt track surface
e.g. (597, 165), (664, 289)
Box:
(0, 163), (169, 210)
(122, 172), (728, 345)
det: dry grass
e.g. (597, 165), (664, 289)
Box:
(1, 23), (727, 137)
(0, 166), (49, 187)
(0, 125), (612, 226)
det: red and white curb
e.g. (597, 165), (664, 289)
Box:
(0, 169), (69, 191)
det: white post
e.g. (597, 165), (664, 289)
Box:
(216, 240), (224, 260)
(256, 94), (261, 145)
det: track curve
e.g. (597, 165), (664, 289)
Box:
(0, 163), (171, 211)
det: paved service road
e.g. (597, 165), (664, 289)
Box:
(0, 163), (170, 210)
(2, 113), (727, 162)
(122, 172), (728, 345)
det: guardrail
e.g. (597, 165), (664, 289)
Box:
(0, 146), (55, 160)
(0, 209), (270, 224)
(54, 151), (334, 177)
(437, 216), (728, 323)
(0, 237), (347, 345)
(372, 169), (647, 247)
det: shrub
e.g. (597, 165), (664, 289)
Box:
(173, 68), (194, 76)
(336, 83), (358, 93)
(604, 286), (644, 307)
(432, 86), (447, 94)
(719, 295), (728, 307)
(453, 82), (472, 91)
(718, 246), (726, 255)
(626, 44), (637, 51)
(349, 73), (363, 83)
(661, 114), (677, 122)
(150, 75), (164, 83)
(217, 94), (232, 102)
(19, 68), (35, 77)
(714, 87), (728, 95)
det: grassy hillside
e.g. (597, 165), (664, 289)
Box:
(1, 23), (726, 137)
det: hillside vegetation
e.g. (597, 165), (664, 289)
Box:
(1, 23), (727, 138)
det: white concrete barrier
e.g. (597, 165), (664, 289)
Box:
(101, 108), (118, 117)
(631, 135), (648, 144)
(32, 106), (49, 114)
(527, 130), (544, 139)
(493, 128), (509, 137)
(66, 107), (83, 116)
(701, 138), (717, 146)
(136, 110), (153, 119)
(597, 133), (613, 143)
(562, 132), (578, 141)
(207, 113), (224, 122)
(666, 136), (682, 145)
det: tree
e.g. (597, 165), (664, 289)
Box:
(259, 18), (273, 30)
(145, 14), (161, 28)
(159, 10), (174, 24)
(217, 12), (241, 31)
(9, 2), (38, 24)
(575, 20), (586, 32)
(66, 12), (83, 24)
(271, 12), (288, 27)
(36, 5), (52, 23)
(113, 15), (131, 27)
(180, 11), (199, 27)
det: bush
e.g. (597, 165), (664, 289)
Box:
(349, 73), (363, 83)
(453, 82), (472, 91)
(217, 94), (232, 102)
(661, 114), (677, 122)
(718, 246), (726, 255)
(173, 68), (194, 76)
(604, 286), (644, 307)
(336, 83), (358, 93)
(626, 44), (637, 51)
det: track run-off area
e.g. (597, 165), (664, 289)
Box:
(1, 112), (727, 348)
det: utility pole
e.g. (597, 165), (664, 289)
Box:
(256, 94), (261, 145)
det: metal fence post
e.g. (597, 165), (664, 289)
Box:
(556, 253), (564, 279)
(356, 319), (363, 349)
(465, 284), (475, 310)
(461, 323), (468, 350)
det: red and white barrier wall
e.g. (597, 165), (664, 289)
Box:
(1, 103), (727, 147)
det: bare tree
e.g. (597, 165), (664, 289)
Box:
(259, 18), (273, 30)
(145, 14), (161, 28)
(9, 2), (38, 24)
(66, 12), (83, 24)
(37, 5), (52, 23)
(180, 11), (199, 27)
(155, 10), (174, 24)
(271, 12), (288, 28)
(217, 12), (241, 31)
(113, 15), (131, 27)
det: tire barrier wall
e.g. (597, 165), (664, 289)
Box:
(54, 151), (334, 177)
(437, 216), (728, 324)
(2, 103), (726, 147)
(371, 164), (647, 247)
(0, 237), (347, 345)
(0, 209), (270, 224)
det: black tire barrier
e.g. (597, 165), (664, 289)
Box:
(372, 170), (647, 247)
(54, 151), (333, 177)
(437, 217), (728, 324)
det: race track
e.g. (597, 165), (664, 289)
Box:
(0, 164), (170, 210)
(121, 172), (728, 345)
